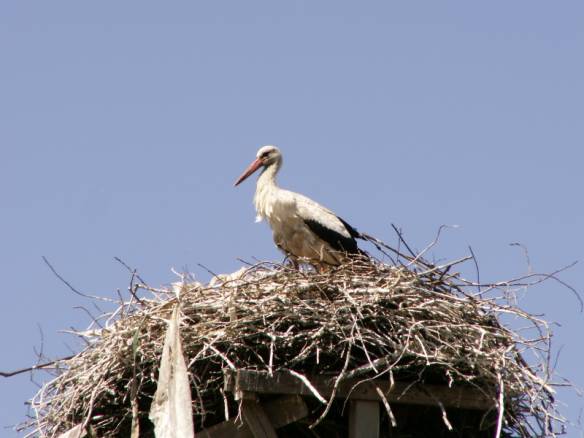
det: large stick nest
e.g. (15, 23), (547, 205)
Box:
(23, 248), (564, 437)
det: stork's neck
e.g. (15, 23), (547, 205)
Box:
(257, 161), (279, 189)
(254, 161), (281, 221)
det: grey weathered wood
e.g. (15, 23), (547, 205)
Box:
(224, 370), (494, 410)
(348, 400), (380, 438)
(265, 394), (308, 428)
(198, 420), (252, 438)
(241, 398), (278, 438)
(198, 395), (308, 438)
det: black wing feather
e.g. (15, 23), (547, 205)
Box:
(337, 216), (362, 239)
(303, 218), (360, 254)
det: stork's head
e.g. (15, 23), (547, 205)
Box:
(234, 145), (282, 186)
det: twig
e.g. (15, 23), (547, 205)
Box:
(495, 374), (505, 438)
(408, 224), (458, 266)
(376, 386), (397, 427)
(197, 263), (220, 279)
(42, 257), (95, 299)
(310, 343), (352, 428)
(1, 356), (74, 378)
(114, 257), (147, 285)
(510, 242), (533, 274)
(391, 224), (418, 260)
(288, 369), (326, 404)
(468, 245), (481, 294)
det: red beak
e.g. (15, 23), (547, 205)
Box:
(234, 158), (263, 186)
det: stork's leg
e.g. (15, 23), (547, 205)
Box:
(281, 254), (300, 270)
(276, 241), (301, 270)
(284, 257), (300, 270)
(289, 258), (300, 270)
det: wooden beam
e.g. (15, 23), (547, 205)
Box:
(224, 370), (494, 411)
(241, 399), (278, 438)
(265, 394), (309, 428)
(349, 400), (380, 438)
(198, 395), (308, 438)
(197, 420), (252, 438)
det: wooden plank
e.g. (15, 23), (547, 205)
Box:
(265, 394), (308, 428)
(224, 370), (494, 411)
(198, 420), (252, 438)
(241, 399), (278, 438)
(199, 395), (308, 438)
(348, 400), (380, 438)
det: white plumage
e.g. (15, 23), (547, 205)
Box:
(234, 145), (362, 266)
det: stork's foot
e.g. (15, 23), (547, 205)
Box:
(314, 263), (334, 273)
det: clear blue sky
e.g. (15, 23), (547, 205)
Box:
(1, 1), (583, 436)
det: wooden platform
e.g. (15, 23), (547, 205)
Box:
(198, 369), (495, 438)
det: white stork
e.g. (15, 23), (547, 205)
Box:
(234, 145), (364, 266)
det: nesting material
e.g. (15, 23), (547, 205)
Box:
(24, 255), (561, 437)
